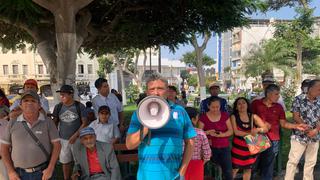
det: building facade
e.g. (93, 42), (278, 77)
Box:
(0, 48), (99, 95)
(219, 17), (320, 90)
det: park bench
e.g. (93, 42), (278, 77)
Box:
(113, 143), (138, 179)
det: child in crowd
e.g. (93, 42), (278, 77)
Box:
(89, 105), (120, 143)
(0, 105), (9, 180)
(184, 107), (211, 180)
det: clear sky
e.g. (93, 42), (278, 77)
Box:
(161, 1), (320, 61)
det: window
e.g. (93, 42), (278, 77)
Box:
(87, 64), (93, 74)
(12, 65), (19, 74)
(38, 64), (44, 74)
(78, 64), (84, 74)
(23, 65), (28, 75)
(3, 65), (8, 75)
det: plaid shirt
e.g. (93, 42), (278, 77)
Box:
(191, 128), (212, 161)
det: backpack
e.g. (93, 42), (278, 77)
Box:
(55, 101), (82, 122)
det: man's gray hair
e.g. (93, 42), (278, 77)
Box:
(264, 84), (280, 97)
(146, 73), (168, 87)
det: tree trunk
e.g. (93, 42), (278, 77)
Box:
(196, 49), (206, 100)
(32, 0), (93, 102)
(118, 66), (127, 106)
(296, 39), (303, 88)
(36, 40), (60, 103)
(190, 32), (211, 100)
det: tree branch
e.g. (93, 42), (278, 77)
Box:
(139, 49), (147, 79)
(190, 34), (199, 49)
(74, 0), (94, 12)
(134, 50), (140, 74)
(100, 0), (125, 22)
(32, 0), (57, 12)
(76, 9), (92, 49)
(200, 32), (211, 52)
(103, 5), (149, 33)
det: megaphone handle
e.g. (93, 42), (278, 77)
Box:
(147, 131), (151, 145)
(139, 126), (151, 145)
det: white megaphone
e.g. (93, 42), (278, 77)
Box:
(137, 95), (170, 129)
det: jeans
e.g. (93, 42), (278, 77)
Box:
(16, 168), (43, 180)
(16, 168), (55, 180)
(259, 140), (280, 180)
(212, 147), (233, 180)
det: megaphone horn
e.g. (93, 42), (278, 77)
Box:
(137, 95), (170, 129)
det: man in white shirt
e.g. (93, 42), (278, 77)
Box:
(92, 78), (124, 132)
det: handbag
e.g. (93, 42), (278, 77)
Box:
(244, 114), (271, 155)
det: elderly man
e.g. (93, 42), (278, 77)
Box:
(0, 91), (61, 180)
(92, 78), (124, 132)
(251, 84), (307, 180)
(72, 127), (121, 180)
(126, 73), (196, 180)
(10, 79), (49, 119)
(284, 79), (320, 180)
(200, 82), (228, 114)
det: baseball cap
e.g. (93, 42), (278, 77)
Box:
(209, 82), (220, 89)
(79, 127), (96, 138)
(24, 79), (38, 89)
(21, 90), (40, 102)
(56, 85), (74, 94)
(98, 105), (110, 113)
(262, 77), (275, 84)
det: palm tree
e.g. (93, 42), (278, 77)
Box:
(243, 39), (295, 82)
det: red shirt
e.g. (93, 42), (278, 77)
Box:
(199, 112), (230, 148)
(251, 99), (286, 141)
(86, 148), (103, 174)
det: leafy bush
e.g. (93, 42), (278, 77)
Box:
(281, 84), (297, 109)
(125, 83), (140, 104)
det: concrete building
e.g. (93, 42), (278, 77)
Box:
(0, 47), (99, 95)
(218, 17), (320, 90)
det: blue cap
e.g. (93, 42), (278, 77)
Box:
(79, 127), (95, 138)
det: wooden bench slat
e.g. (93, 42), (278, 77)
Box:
(113, 143), (138, 163)
(117, 154), (139, 163)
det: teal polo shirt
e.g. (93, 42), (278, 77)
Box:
(127, 101), (196, 180)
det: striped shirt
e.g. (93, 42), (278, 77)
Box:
(127, 102), (196, 180)
(191, 128), (211, 161)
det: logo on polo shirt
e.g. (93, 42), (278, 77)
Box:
(173, 111), (178, 120)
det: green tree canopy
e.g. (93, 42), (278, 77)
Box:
(181, 51), (215, 67)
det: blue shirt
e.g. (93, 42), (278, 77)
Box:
(127, 102), (196, 180)
(200, 96), (228, 114)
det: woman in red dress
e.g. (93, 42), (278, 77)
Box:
(231, 97), (268, 180)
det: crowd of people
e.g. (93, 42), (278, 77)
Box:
(0, 74), (319, 180)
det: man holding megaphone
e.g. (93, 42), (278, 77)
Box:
(126, 73), (196, 180)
